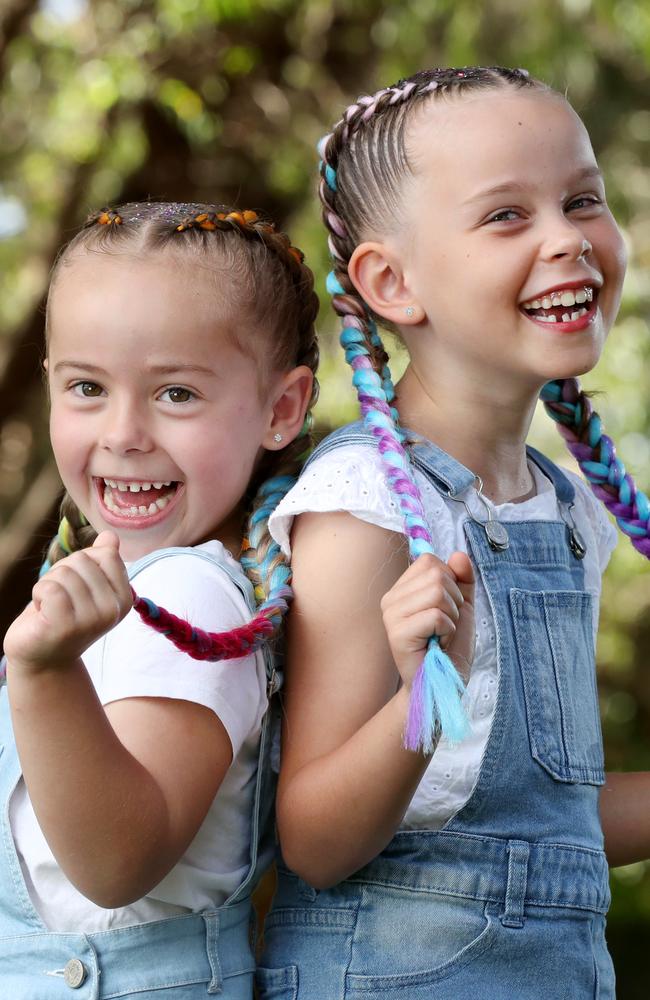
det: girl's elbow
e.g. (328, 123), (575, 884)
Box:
(66, 856), (165, 909)
(277, 829), (348, 890)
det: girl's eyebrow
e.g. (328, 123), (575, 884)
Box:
(52, 361), (218, 377)
(462, 166), (604, 206)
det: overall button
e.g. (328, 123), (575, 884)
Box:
(64, 958), (87, 988)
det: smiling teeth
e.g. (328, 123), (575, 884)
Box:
(522, 286), (594, 310)
(103, 479), (172, 492)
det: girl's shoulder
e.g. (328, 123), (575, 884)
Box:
(127, 539), (255, 622)
(269, 427), (451, 558)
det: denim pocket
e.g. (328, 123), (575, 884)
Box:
(255, 964), (299, 999)
(510, 588), (604, 785)
(345, 901), (499, 995)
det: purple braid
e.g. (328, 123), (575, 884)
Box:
(542, 379), (650, 557)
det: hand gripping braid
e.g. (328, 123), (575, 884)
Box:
(43, 204), (319, 662)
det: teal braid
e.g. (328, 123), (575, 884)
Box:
(541, 378), (650, 557)
(241, 474), (298, 629)
(329, 271), (468, 751)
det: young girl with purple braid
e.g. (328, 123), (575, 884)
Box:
(257, 67), (649, 998)
(0, 202), (319, 998)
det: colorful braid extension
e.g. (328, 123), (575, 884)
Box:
(329, 271), (467, 753)
(542, 379), (650, 558)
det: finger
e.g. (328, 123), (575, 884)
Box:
(80, 543), (132, 613)
(31, 576), (76, 621)
(32, 566), (98, 626)
(447, 551), (475, 602)
(92, 530), (120, 552)
(383, 584), (461, 626)
(382, 568), (464, 616)
(48, 553), (124, 626)
(389, 608), (458, 649)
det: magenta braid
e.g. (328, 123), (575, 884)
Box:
(131, 588), (279, 660)
(541, 379), (650, 558)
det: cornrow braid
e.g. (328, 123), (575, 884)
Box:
(44, 202), (320, 663)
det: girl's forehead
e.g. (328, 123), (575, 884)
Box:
(406, 89), (595, 192)
(48, 251), (235, 353)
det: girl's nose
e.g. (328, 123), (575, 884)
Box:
(542, 218), (592, 262)
(99, 403), (154, 455)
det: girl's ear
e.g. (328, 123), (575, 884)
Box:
(348, 241), (424, 326)
(263, 366), (314, 450)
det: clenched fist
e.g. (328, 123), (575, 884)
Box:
(4, 532), (133, 673)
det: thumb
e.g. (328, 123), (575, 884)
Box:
(92, 530), (120, 552)
(447, 551), (475, 601)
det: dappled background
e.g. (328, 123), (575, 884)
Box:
(0, 0), (649, 991)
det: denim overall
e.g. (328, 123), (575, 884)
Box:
(0, 546), (278, 999)
(257, 427), (614, 999)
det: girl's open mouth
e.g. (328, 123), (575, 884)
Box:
(520, 285), (598, 331)
(95, 478), (183, 527)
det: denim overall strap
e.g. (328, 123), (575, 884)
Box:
(306, 422), (477, 501)
(0, 689), (45, 933)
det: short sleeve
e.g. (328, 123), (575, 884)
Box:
(87, 551), (267, 758)
(269, 443), (407, 557)
(566, 471), (619, 573)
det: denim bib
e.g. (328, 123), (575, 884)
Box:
(0, 545), (277, 999)
(258, 425), (614, 1000)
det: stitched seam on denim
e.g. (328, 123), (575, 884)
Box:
(543, 594), (572, 774)
(263, 907), (357, 929)
(444, 524), (507, 829)
(103, 968), (255, 999)
(103, 977), (209, 998)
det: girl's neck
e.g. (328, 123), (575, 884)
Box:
(395, 364), (539, 505)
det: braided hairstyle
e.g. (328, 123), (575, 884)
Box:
(318, 66), (650, 749)
(43, 203), (320, 660)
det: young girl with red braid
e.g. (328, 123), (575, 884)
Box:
(0, 202), (319, 998)
(257, 68), (649, 998)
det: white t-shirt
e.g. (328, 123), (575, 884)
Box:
(10, 540), (268, 931)
(270, 443), (618, 830)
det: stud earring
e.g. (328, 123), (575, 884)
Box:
(273, 433), (283, 443)
(405, 306), (415, 317)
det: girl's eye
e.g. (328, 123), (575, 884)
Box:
(487, 209), (521, 224)
(72, 381), (103, 397)
(567, 195), (602, 212)
(160, 386), (194, 404)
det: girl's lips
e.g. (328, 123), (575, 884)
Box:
(93, 478), (185, 529)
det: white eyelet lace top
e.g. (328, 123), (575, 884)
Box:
(269, 442), (618, 830)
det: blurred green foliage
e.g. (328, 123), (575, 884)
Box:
(0, 0), (649, 992)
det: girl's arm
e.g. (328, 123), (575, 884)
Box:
(4, 533), (233, 908)
(276, 511), (474, 889)
(600, 772), (650, 867)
